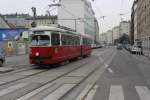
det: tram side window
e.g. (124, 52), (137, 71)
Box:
(62, 35), (67, 45)
(83, 38), (91, 45)
(62, 35), (80, 46)
(83, 38), (87, 45)
(74, 36), (80, 45)
(51, 33), (60, 46)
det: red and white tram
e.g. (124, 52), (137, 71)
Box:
(29, 25), (92, 65)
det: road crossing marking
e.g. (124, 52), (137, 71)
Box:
(16, 83), (54, 100)
(135, 86), (150, 100)
(42, 84), (75, 100)
(85, 85), (99, 100)
(0, 83), (29, 97)
(109, 85), (124, 100)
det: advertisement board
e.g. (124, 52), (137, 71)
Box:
(0, 28), (28, 41)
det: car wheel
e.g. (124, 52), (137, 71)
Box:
(0, 60), (3, 67)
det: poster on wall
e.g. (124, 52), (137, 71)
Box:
(0, 29), (28, 41)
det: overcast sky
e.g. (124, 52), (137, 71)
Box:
(0, 0), (134, 33)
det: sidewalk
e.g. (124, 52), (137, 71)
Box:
(4, 54), (29, 67)
(124, 49), (150, 64)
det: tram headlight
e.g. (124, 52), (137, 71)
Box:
(35, 52), (39, 56)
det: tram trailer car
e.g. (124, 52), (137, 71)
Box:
(29, 26), (92, 65)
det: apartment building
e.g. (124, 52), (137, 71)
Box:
(137, 0), (150, 56)
(58, 0), (99, 42)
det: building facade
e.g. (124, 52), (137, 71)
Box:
(100, 33), (107, 45)
(137, 0), (150, 57)
(58, 0), (99, 42)
(106, 30), (113, 45)
(3, 14), (29, 28)
(119, 21), (130, 37)
(0, 16), (10, 28)
(112, 26), (120, 44)
(26, 16), (57, 28)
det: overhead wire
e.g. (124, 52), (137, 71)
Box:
(92, 0), (111, 33)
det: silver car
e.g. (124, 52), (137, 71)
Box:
(0, 48), (5, 67)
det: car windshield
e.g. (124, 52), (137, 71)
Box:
(31, 35), (50, 46)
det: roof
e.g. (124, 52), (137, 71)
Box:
(30, 25), (93, 39)
(30, 25), (69, 32)
(0, 16), (10, 28)
(26, 16), (57, 20)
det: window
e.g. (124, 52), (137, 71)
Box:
(51, 33), (60, 46)
(31, 35), (50, 46)
(62, 35), (67, 45)
(62, 34), (80, 46)
(83, 38), (92, 45)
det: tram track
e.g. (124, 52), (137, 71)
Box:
(0, 56), (98, 100)
(0, 65), (34, 76)
(0, 48), (113, 100)
(58, 61), (101, 100)
(15, 57), (101, 100)
(60, 47), (116, 100)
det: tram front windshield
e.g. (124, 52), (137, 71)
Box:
(31, 35), (50, 46)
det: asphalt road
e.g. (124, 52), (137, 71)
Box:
(93, 49), (150, 100)
(1, 47), (150, 100)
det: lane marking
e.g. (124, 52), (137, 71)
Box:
(16, 83), (53, 100)
(109, 85), (124, 100)
(0, 83), (29, 97)
(104, 63), (109, 68)
(108, 68), (113, 73)
(85, 85), (99, 100)
(135, 86), (150, 100)
(76, 84), (93, 100)
(42, 84), (75, 100)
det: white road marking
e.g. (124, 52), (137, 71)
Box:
(109, 85), (124, 100)
(135, 86), (150, 100)
(85, 85), (99, 100)
(104, 63), (109, 68)
(76, 84), (93, 100)
(42, 84), (75, 100)
(0, 83), (29, 97)
(16, 83), (53, 100)
(108, 68), (113, 73)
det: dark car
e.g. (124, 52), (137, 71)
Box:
(0, 48), (5, 67)
(117, 44), (122, 50)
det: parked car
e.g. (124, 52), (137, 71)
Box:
(130, 45), (142, 54)
(117, 44), (122, 50)
(0, 48), (5, 67)
(124, 44), (131, 51)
